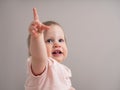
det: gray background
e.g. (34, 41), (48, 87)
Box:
(0, 0), (120, 90)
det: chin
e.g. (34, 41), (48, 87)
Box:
(53, 57), (64, 63)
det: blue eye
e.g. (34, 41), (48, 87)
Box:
(46, 39), (53, 43)
(59, 39), (64, 42)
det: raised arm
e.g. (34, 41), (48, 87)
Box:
(29, 8), (49, 76)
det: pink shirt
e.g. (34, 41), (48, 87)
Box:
(25, 57), (75, 90)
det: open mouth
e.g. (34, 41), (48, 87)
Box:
(52, 50), (63, 55)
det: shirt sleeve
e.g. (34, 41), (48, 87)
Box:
(25, 57), (48, 88)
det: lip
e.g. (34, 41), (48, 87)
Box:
(52, 49), (63, 57)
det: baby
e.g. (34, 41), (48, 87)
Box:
(25, 8), (75, 90)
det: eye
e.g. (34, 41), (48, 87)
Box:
(59, 39), (64, 42)
(46, 39), (53, 43)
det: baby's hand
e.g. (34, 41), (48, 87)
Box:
(29, 8), (49, 38)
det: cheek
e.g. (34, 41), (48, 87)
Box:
(65, 48), (68, 55)
(64, 45), (68, 55)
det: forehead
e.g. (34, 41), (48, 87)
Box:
(44, 25), (65, 38)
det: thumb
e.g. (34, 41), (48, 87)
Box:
(37, 24), (50, 32)
(41, 24), (50, 30)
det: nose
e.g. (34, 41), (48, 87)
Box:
(53, 42), (61, 48)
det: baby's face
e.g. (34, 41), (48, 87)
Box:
(44, 25), (68, 62)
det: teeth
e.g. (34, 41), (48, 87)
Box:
(52, 50), (62, 54)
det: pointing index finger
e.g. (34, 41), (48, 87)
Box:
(33, 8), (39, 21)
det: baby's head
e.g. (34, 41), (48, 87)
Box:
(28, 21), (68, 62)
